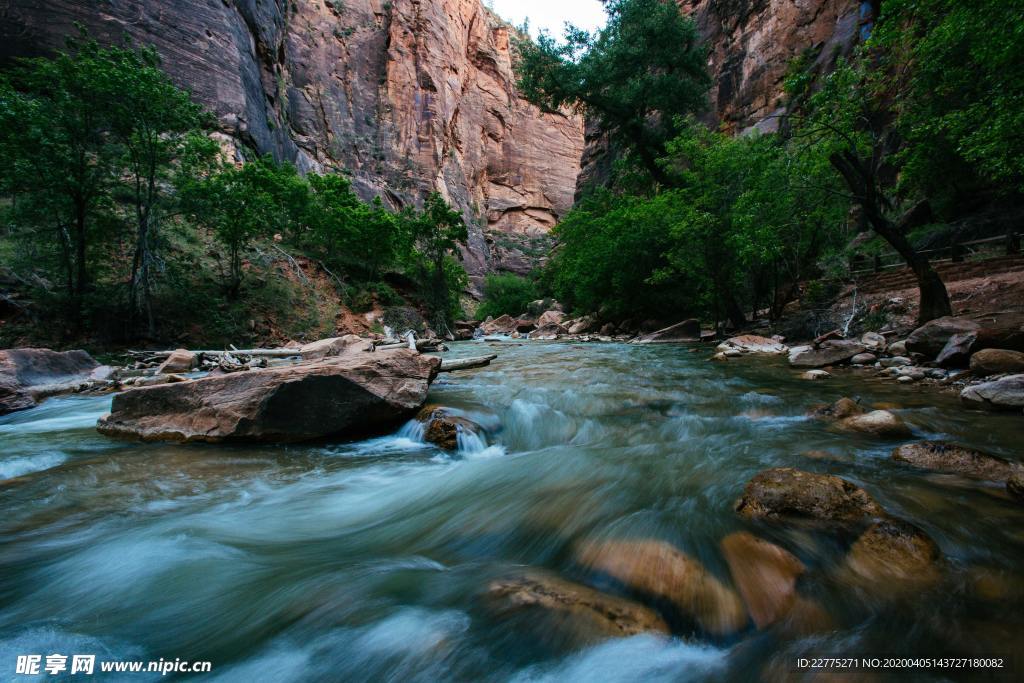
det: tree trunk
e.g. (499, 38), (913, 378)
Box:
(721, 287), (747, 330)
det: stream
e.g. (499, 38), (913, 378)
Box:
(1, 341), (1022, 681)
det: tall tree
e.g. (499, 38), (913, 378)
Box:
(403, 193), (468, 332)
(516, 0), (710, 187)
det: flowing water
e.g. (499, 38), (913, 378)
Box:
(1, 342), (1023, 681)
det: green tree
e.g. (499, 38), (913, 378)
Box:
(476, 273), (539, 319)
(0, 32), (123, 326)
(516, 0), (709, 187)
(402, 193), (468, 332)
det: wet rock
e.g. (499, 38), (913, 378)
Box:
(850, 353), (877, 365)
(480, 314), (518, 336)
(717, 335), (788, 354)
(880, 356), (912, 368)
(156, 349), (197, 374)
(906, 316), (981, 358)
(861, 332), (887, 353)
(486, 571), (669, 643)
(809, 397), (864, 420)
(800, 370), (831, 380)
(897, 375), (915, 384)
(134, 373), (189, 388)
(710, 352), (729, 362)
(529, 322), (568, 340)
(724, 349), (743, 358)
(537, 310), (566, 328)
(1008, 471), (1024, 503)
(97, 350), (440, 443)
(788, 341), (866, 368)
(887, 340), (908, 356)
(970, 348), (1024, 376)
(0, 348), (100, 415)
(935, 332), (977, 368)
(960, 374), (1024, 410)
(575, 539), (748, 636)
(634, 319), (701, 344)
(599, 322), (617, 336)
(299, 335), (364, 361)
(417, 406), (484, 451)
(838, 410), (912, 438)
(720, 532), (805, 629)
(896, 367), (926, 381)
(892, 441), (1018, 481)
(515, 316), (537, 333)
(735, 468), (885, 525)
(841, 519), (943, 596)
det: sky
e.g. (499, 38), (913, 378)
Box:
(487, 0), (607, 39)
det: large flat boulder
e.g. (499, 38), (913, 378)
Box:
(717, 335), (788, 354)
(892, 441), (1018, 481)
(788, 340), (866, 368)
(961, 374), (1024, 410)
(735, 468), (886, 526)
(634, 319), (701, 344)
(479, 314), (517, 336)
(970, 348), (1024, 376)
(907, 312), (1024, 359)
(97, 350), (440, 443)
(1, 348), (101, 415)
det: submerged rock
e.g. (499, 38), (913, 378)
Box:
(717, 335), (788, 355)
(0, 348), (101, 415)
(720, 532), (805, 629)
(970, 348), (1024, 376)
(1008, 471), (1024, 503)
(634, 319), (701, 344)
(97, 350), (440, 443)
(960, 374), (1024, 410)
(788, 341), (866, 368)
(735, 468), (885, 525)
(486, 571), (669, 643)
(809, 397), (863, 420)
(417, 406), (485, 451)
(841, 519), (943, 597)
(892, 441), (1018, 481)
(575, 539), (748, 636)
(800, 370), (831, 380)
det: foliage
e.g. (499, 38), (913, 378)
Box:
(476, 273), (539, 319)
(516, 0), (709, 186)
(400, 193), (469, 331)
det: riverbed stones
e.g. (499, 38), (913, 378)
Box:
(906, 316), (982, 358)
(1008, 471), (1024, 503)
(156, 349), (197, 374)
(0, 348), (101, 415)
(717, 335), (788, 355)
(892, 441), (1018, 481)
(809, 397), (863, 420)
(838, 410), (912, 438)
(634, 319), (701, 344)
(800, 370), (831, 380)
(850, 353), (877, 365)
(486, 571), (669, 643)
(960, 374), (1024, 410)
(574, 539), (748, 636)
(418, 406), (484, 451)
(97, 349), (440, 443)
(788, 341), (866, 368)
(720, 532), (805, 629)
(880, 356), (912, 368)
(841, 519), (943, 596)
(970, 349), (1024, 376)
(536, 310), (566, 328)
(735, 468), (885, 525)
(861, 332), (887, 353)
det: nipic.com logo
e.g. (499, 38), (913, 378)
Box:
(14, 654), (212, 676)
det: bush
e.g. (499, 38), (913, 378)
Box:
(476, 273), (539, 319)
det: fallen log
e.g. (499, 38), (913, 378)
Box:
(128, 348), (300, 359)
(439, 354), (497, 372)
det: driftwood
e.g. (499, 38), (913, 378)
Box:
(129, 348), (299, 359)
(439, 354), (497, 372)
(812, 330), (843, 348)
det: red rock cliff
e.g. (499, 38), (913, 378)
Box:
(0, 0), (584, 285)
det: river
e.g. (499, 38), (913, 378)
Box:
(1, 341), (1022, 681)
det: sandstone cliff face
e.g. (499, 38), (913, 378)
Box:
(577, 0), (872, 196)
(0, 0), (583, 284)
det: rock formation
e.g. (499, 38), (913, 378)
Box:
(0, 0), (584, 286)
(0, 348), (103, 414)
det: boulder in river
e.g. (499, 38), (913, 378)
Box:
(720, 532), (805, 629)
(788, 341), (866, 368)
(717, 335), (788, 355)
(529, 322), (568, 340)
(567, 315), (597, 335)
(892, 441), (1018, 481)
(156, 349), (197, 374)
(575, 539), (748, 637)
(1, 348), (102, 415)
(417, 406), (485, 451)
(841, 518), (943, 597)
(97, 349), (440, 443)
(735, 468), (885, 526)
(906, 316), (981, 358)
(837, 410), (912, 438)
(935, 332), (977, 368)
(800, 370), (831, 381)
(970, 348), (1024, 376)
(537, 310), (566, 328)
(486, 571), (669, 644)
(479, 314), (518, 336)
(809, 397), (863, 420)
(634, 319), (701, 344)
(960, 374), (1024, 410)
(861, 332), (887, 353)
(1008, 471), (1024, 503)
(850, 353), (877, 365)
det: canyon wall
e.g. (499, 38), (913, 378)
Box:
(0, 0), (584, 285)
(578, 0), (873, 196)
